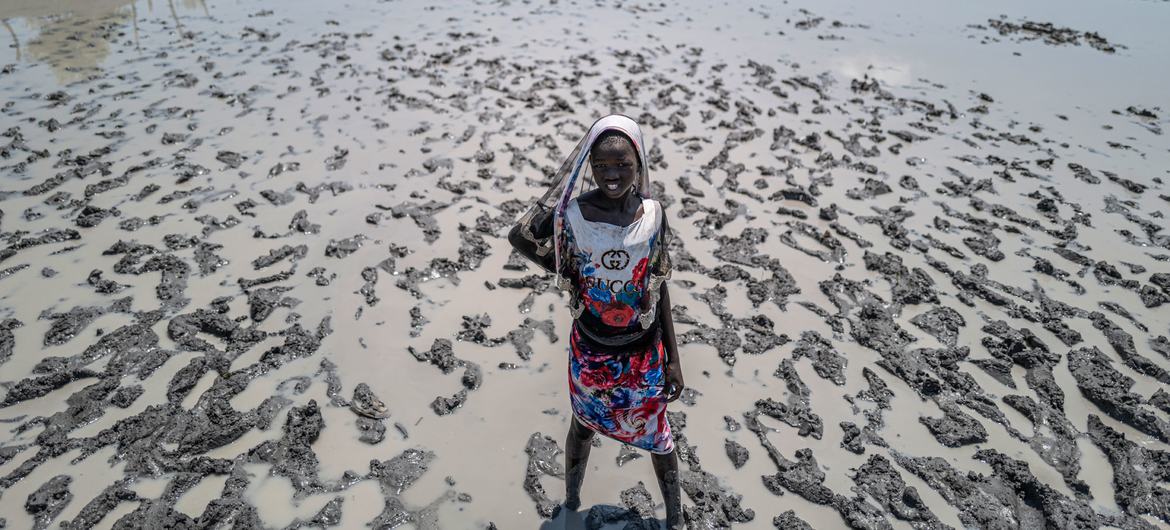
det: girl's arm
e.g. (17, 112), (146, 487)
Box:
(507, 207), (556, 273)
(660, 282), (684, 402)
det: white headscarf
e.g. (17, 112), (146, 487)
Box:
(551, 114), (650, 285)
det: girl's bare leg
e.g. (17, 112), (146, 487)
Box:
(564, 416), (594, 510)
(651, 448), (683, 529)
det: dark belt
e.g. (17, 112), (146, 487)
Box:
(573, 317), (660, 354)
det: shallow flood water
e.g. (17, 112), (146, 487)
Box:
(1, 0), (1168, 528)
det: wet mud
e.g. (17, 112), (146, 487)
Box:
(0, 0), (1168, 528)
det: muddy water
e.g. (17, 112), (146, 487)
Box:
(1, 0), (1169, 528)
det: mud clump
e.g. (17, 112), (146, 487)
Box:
(772, 510), (814, 529)
(248, 400), (327, 494)
(408, 339), (481, 415)
(679, 469), (756, 528)
(430, 390), (469, 416)
(790, 330), (847, 385)
(522, 432), (565, 519)
(1068, 346), (1170, 443)
(356, 417), (386, 445)
(25, 475), (72, 530)
(977, 17), (1126, 54)
(909, 306), (965, 347)
(919, 404), (989, 447)
(851, 455), (947, 528)
(724, 439), (750, 469)
(367, 449), (455, 529)
(1086, 415), (1170, 525)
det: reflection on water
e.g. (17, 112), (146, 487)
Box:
(0, 0), (208, 83)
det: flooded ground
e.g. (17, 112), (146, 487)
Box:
(1, 0), (1168, 528)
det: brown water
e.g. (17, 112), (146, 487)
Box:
(1, 0), (1168, 528)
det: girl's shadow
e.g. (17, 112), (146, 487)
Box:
(538, 504), (663, 530)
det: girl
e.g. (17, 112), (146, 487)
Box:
(508, 114), (684, 528)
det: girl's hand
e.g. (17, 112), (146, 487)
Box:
(664, 363), (684, 403)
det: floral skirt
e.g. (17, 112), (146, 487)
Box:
(568, 324), (674, 454)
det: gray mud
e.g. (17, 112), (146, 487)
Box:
(0, 0), (1168, 528)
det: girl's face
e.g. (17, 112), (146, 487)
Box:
(590, 138), (639, 200)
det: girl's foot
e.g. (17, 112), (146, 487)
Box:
(563, 495), (581, 511)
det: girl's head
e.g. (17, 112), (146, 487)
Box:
(590, 129), (641, 200)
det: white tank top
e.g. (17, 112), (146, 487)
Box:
(563, 197), (663, 330)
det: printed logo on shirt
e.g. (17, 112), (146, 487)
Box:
(582, 275), (640, 294)
(601, 249), (630, 270)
